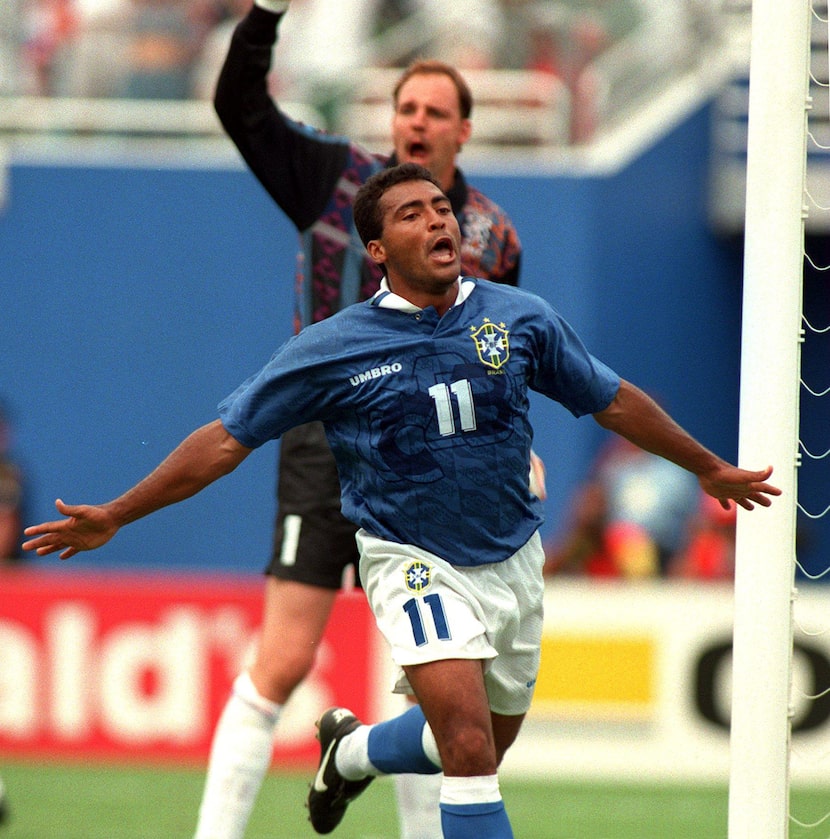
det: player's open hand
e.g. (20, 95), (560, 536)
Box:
(22, 499), (119, 559)
(698, 465), (781, 512)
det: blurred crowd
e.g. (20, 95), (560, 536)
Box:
(0, 0), (718, 112)
(543, 434), (738, 582)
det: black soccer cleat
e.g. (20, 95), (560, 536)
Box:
(307, 707), (374, 834)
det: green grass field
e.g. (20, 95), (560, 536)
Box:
(1, 758), (828, 838)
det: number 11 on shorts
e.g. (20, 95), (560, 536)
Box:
(402, 593), (451, 646)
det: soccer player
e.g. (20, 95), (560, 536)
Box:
(208, 1), (525, 836)
(23, 164), (780, 839)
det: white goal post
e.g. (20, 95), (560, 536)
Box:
(728, 0), (811, 836)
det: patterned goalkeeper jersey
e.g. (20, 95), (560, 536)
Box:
(215, 6), (522, 334)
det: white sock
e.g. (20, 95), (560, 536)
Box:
(395, 772), (444, 839)
(333, 723), (376, 780)
(193, 672), (281, 839)
(440, 774), (502, 805)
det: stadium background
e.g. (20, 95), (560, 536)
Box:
(2, 59), (830, 834)
(0, 100), (751, 574)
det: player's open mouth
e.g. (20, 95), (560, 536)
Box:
(430, 235), (456, 263)
(407, 141), (429, 160)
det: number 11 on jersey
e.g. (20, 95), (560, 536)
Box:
(428, 380), (477, 437)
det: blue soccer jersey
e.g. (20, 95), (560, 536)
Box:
(219, 279), (620, 566)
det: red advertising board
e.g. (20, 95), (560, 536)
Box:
(0, 568), (376, 767)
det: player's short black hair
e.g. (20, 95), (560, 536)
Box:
(353, 163), (443, 247)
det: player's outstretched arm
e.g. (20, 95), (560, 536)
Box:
(593, 379), (781, 511)
(23, 420), (252, 560)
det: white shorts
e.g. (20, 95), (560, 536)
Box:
(356, 529), (545, 716)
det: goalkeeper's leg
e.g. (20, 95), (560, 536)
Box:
(193, 579), (337, 839)
(394, 694), (443, 838)
(193, 671), (281, 839)
(394, 772), (444, 839)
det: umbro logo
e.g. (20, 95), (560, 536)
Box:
(349, 363), (403, 387)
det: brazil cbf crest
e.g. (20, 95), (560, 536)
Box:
(470, 317), (509, 370)
(404, 560), (432, 594)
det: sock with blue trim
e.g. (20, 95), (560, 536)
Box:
(439, 775), (513, 839)
(367, 704), (442, 775)
(336, 704), (441, 779)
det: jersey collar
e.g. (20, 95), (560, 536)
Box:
(371, 277), (476, 311)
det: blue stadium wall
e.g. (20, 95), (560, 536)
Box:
(3, 102), (821, 575)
